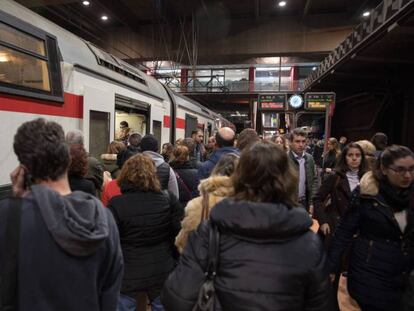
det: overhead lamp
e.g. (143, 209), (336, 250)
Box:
(363, 11), (370, 17)
(278, 1), (287, 7)
(82, 1), (90, 6)
(101, 15), (108, 21)
(312, 67), (317, 71)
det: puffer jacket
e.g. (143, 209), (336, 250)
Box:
(108, 186), (184, 295)
(169, 160), (199, 206)
(163, 198), (332, 311)
(175, 175), (234, 252)
(329, 172), (414, 310)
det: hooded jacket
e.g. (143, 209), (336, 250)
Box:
(143, 151), (179, 198)
(328, 172), (414, 310)
(175, 175), (234, 252)
(0, 184), (123, 311)
(163, 198), (332, 311)
(197, 147), (240, 180)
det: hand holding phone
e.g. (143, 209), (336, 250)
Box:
(10, 165), (30, 197)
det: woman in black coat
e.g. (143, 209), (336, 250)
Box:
(161, 141), (332, 311)
(108, 154), (184, 311)
(329, 145), (414, 311)
(68, 144), (96, 196)
(321, 137), (341, 179)
(169, 145), (199, 206)
(315, 143), (368, 239)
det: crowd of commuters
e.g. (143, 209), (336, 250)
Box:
(1, 118), (414, 311)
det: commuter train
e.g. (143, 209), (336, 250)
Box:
(0, 0), (229, 191)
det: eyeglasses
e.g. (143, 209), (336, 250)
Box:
(388, 166), (414, 175)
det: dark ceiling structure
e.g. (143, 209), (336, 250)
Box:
(16, 0), (382, 65)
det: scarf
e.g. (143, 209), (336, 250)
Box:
(379, 180), (413, 212)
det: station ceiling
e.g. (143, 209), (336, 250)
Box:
(16, 0), (382, 65)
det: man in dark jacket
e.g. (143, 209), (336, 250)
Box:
(191, 129), (206, 162)
(141, 134), (179, 198)
(197, 127), (239, 180)
(288, 128), (318, 213)
(116, 132), (142, 168)
(0, 119), (123, 311)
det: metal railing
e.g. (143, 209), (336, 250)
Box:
(165, 80), (305, 93)
(304, 0), (414, 90)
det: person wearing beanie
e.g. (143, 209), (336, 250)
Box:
(141, 134), (179, 199)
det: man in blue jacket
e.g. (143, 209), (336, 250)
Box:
(197, 127), (239, 180)
(0, 118), (123, 311)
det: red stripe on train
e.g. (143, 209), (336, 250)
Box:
(0, 93), (83, 118)
(163, 116), (185, 129)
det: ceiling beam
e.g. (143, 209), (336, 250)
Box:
(16, 0), (76, 8)
(303, 0), (312, 17)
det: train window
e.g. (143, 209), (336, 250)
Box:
(0, 45), (50, 91)
(0, 22), (45, 56)
(0, 12), (63, 102)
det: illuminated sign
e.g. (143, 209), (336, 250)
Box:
(258, 94), (286, 110)
(305, 93), (335, 110)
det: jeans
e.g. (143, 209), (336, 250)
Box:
(117, 294), (136, 311)
(150, 296), (164, 311)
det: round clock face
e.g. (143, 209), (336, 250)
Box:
(289, 94), (303, 108)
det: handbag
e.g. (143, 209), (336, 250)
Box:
(0, 198), (22, 311)
(192, 222), (221, 311)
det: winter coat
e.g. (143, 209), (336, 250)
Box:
(328, 172), (414, 310)
(86, 155), (104, 191)
(288, 151), (319, 204)
(101, 179), (121, 206)
(68, 175), (96, 196)
(169, 160), (199, 206)
(116, 145), (140, 169)
(314, 171), (352, 231)
(175, 175), (234, 252)
(197, 147), (240, 180)
(0, 185), (123, 311)
(108, 187), (184, 296)
(143, 151), (179, 199)
(101, 153), (121, 179)
(162, 198), (332, 311)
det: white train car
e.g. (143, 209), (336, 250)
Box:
(0, 0), (228, 194)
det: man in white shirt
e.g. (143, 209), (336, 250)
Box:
(288, 128), (318, 213)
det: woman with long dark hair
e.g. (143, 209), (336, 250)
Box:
(329, 145), (414, 311)
(315, 143), (368, 239)
(162, 141), (331, 310)
(108, 154), (183, 311)
(321, 137), (341, 179)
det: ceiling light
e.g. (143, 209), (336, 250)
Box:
(363, 11), (370, 17)
(312, 67), (317, 71)
(278, 1), (287, 7)
(82, 1), (90, 6)
(101, 15), (108, 21)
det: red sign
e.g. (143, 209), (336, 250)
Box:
(260, 102), (284, 109)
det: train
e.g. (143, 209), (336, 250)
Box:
(0, 0), (229, 193)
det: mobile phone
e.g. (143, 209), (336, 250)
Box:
(23, 171), (33, 190)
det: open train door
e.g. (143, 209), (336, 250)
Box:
(83, 86), (115, 158)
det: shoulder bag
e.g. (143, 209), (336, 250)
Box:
(192, 222), (221, 311)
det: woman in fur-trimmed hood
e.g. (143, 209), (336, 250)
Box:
(175, 153), (238, 252)
(329, 145), (414, 311)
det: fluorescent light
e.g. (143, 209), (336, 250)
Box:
(278, 1), (287, 7)
(363, 11), (370, 17)
(82, 1), (90, 6)
(101, 15), (108, 21)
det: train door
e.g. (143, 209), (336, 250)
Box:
(114, 94), (150, 142)
(185, 114), (198, 137)
(152, 120), (162, 151)
(83, 86), (115, 158)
